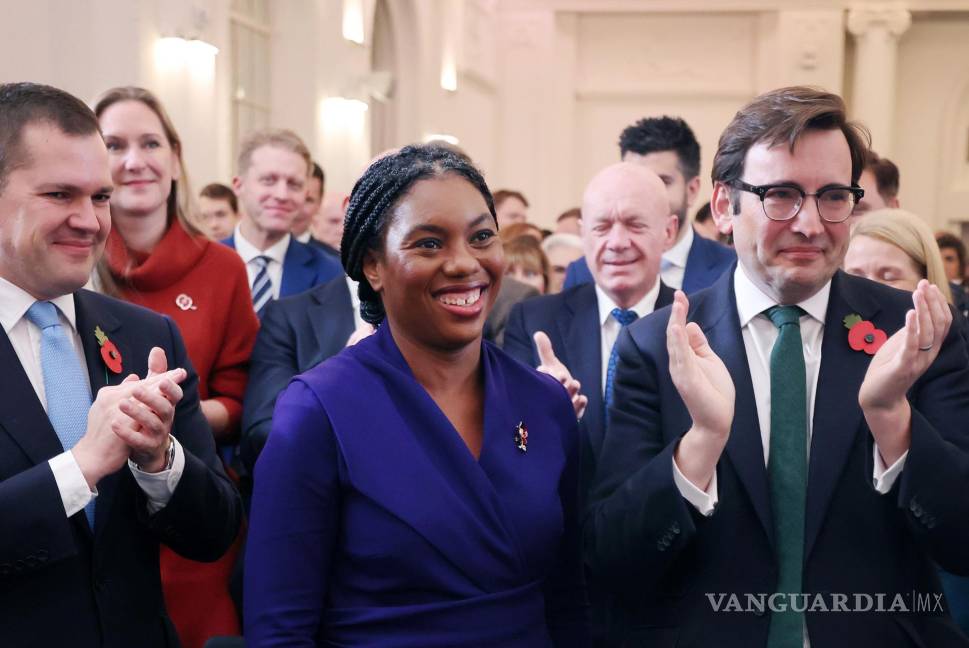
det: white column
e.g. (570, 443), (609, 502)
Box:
(847, 6), (911, 156)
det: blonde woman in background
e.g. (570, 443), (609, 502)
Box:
(843, 208), (952, 302)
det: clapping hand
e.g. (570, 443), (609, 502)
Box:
(859, 280), (952, 464)
(668, 290), (735, 490)
(74, 348), (187, 488)
(667, 291), (735, 436)
(533, 331), (588, 419)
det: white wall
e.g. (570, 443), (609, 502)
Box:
(894, 14), (969, 229)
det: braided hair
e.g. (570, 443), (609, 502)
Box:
(341, 143), (497, 326)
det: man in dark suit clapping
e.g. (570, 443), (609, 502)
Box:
(0, 82), (242, 647)
(587, 86), (969, 648)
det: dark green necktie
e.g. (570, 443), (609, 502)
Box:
(764, 305), (808, 648)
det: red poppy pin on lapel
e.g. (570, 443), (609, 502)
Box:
(94, 326), (123, 374)
(514, 421), (528, 453)
(844, 313), (887, 355)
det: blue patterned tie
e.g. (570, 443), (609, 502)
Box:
(250, 255), (274, 317)
(604, 308), (638, 422)
(24, 301), (96, 526)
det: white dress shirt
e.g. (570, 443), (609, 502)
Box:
(0, 277), (184, 517)
(345, 275), (365, 332)
(294, 230), (312, 244)
(660, 224), (693, 290)
(673, 264), (907, 514)
(234, 224), (290, 301)
(595, 279), (662, 395)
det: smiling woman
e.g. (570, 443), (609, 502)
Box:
(91, 86), (259, 648)
(245, 144), (591, 647)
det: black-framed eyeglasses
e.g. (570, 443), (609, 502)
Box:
(730, 180), (864, 224)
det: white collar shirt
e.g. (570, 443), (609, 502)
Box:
(595, 278), (661, 395)
(234, 224), (290, 300)
(660, 224), (694, 290)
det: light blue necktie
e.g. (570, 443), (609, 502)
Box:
(251, 256), (274, 317)
(25, 301), (96, 527)
(603, 308), (638, 425)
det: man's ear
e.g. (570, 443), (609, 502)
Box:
(711, 182), (735, 236)
(663, 211), (679, 252)
(685, 175), (702, 208)
(362, 250), (383, 294)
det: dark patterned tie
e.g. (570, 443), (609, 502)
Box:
(250, 255), (274, 317)
(764, 305), (808, 648)
(603, 308), (638, 423)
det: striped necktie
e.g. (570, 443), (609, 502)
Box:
(24, 301), (96, 527)
(251, 255), (274, 316)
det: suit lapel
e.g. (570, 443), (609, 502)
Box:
(308, 279), (356, 366)
(74, 291), (131, 539)
(280, 240), (311, 297)
(682, 229), (706, 294)
(560, 285), (605, 457)
(804, 272), (878, 560)
(700, 273), (774, 547)
(0, 329), (65, 466)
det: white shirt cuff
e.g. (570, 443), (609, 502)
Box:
(127, 437), (186, 514)
(50, 451), (97, 518)
(872, 445), (907, 494)
(672, 456), (718, 516)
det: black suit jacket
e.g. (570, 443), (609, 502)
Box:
(240, 276), (355, 472)
(586, 269), (969, 648)
(0, 290), (242, 648)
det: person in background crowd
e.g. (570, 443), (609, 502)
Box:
(844, 209), (952, 302)
(564, 116), (735, 294)
(311, 192), (347, 257)
(94, 85), (257, 648)
(223, 129), (342, 317)
(504, 162), (677, 647)
(505, 234), (549, 294)
(245, 144), (589, 647)
(936, 231), (967, 290)
(0, 80), (241, 648)
(542, 233), (584, 295)
(494, 188), (530, 227)
(851, 150), (900, 218)
(588, 85), (969, 648)
(240, 272), (359, 474)
(199, 182), (240, 241)
(556, 207), (582, 236)
(500, 221), (544, 244)
(292, 161), (324, 244)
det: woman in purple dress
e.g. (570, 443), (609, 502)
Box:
(244, 144), (589, 647)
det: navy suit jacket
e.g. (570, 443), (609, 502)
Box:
(503, 281), (674, 501)
(563, 228), (735, 294)
(0, 290), (243, 648)
(222, 234), (342, 297)
(245, 323), (589, 646)
(585, 269), (969, 648)
(240, 276), (355, 472)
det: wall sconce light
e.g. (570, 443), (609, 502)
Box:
(440, 60), (458, 92)
(342, 0), (365, 44)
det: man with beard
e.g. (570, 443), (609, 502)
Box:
(564, 116), (735, 294)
